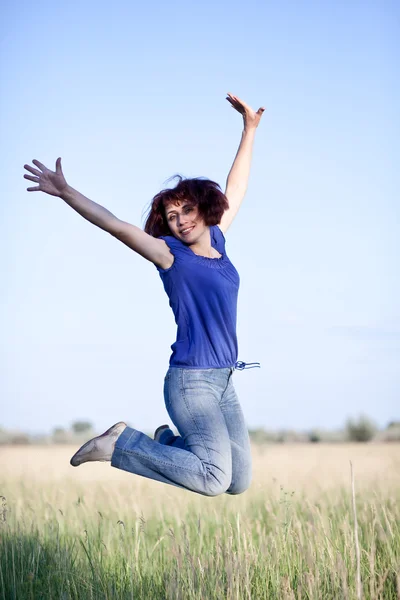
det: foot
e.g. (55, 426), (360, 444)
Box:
(154, 424), (169, 443)
(70, 421), (127, 467)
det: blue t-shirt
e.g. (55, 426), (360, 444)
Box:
(157, 225), (239, 369)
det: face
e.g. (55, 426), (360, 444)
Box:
(165, 201), (207, 244)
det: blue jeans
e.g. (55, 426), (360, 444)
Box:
(111, 367), (252, 496)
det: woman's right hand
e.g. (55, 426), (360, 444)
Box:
(24, 158), (68, 197)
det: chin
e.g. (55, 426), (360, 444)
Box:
(184, 231), (203, 245)
(179, 226), (197, 242)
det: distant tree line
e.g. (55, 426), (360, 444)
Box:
(248, 417), (400, 444)
(0, 417), (399, 445)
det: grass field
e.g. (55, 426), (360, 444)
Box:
(0, 443), (399, 599)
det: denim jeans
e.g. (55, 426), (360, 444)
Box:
(111, 367), (252, 496)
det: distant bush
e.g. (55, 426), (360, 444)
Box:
(248, 428), (279, 444)
(346, 416), (377, 442)
(0, 429), (10, 445)
(10, 434), (31, 445)
(375, 422), (400, 443)
(276, 430), (308, 443)
(71, 421), (93, 434)
(308, 430), (321, 443)
(52, 427), (70, 444)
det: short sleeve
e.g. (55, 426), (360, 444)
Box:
(156, 235), (190, 273)
(211, 225), (226, 255)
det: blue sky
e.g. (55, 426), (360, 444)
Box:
(1, 0), (399, 434)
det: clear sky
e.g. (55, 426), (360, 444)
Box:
(1, 0), (399, 435)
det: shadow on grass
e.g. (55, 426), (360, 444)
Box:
(0, 530), (168, 600)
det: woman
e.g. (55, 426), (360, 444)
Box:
(23, 93), (265, 496)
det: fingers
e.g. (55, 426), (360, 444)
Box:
(226, 97), (245, 114)
(227, 93), (264, 116)
(226, 95), (246, 114)
(24, 170), (40, 190)
(226, 94), (240, 106)
(24, 174), (40, 183)
(226, 93), (238, 104)
(55, 157), (63, 175)
(229, 93), (241, 103)
(32, 159), (47, 172)
(24, 164), (42, 176)
(227, 92), (247, 108)
(226, 94), (266, 126)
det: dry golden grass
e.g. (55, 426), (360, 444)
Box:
(1, 443), (399, 599)
(1, 442), (399, 501)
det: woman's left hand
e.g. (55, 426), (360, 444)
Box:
(226, 93), (265, 130)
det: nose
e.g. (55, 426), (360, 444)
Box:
(177, 213), (188, 228)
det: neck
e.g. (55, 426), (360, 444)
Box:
(188, 227), (214, 257)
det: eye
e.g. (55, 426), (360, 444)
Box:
(184, 207), (193, 213)
(168, 214), (176, 221)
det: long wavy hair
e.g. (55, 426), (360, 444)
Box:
(144, 175), (229, 238)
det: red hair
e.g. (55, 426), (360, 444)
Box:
(144, 175), (229, 238)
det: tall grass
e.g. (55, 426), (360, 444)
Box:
(0, 444), (399, 599)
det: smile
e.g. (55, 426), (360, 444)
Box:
(181, 226), (195, 235)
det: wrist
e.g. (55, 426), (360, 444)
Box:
(60, 184), (74, 200)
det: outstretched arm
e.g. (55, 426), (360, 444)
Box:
(23, 158), (173, 269)
(219, 93), (265, 233)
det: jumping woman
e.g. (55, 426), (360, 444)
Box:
(23, 93), (265, 497)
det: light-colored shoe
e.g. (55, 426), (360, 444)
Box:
(154, 424), (169, 443)
(70, 421), (127, 467)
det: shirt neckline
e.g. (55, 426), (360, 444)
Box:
(185, 227), (223, 260)
(188, 248), (223, 260)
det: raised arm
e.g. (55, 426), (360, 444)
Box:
(219, 93), (265, 233)
(23, 158), (173, 269)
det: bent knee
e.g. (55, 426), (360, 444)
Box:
(226, 473), (252, 495)
(202, 471), (231, 497)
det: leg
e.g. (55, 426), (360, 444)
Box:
(155, 425), (186, 449)
(111, 368), (233, 496)
(156, 371), (252, 495)
(220, 374), (252, 495)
